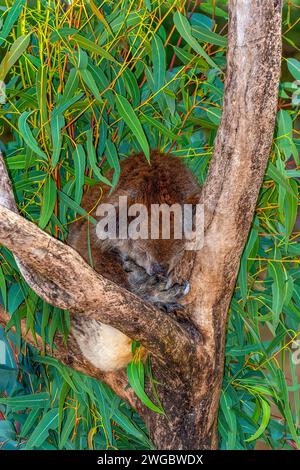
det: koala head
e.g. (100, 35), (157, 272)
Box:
(82, 151), (201, 310)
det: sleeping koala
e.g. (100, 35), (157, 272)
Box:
(68, 150), (200, 371)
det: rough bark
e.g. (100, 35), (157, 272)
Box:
(0, 0), (282, 450)
(0, 205), (193, 373)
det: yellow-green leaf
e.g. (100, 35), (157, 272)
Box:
(0, 33), (31, 81)
(246, 398), (270, 442)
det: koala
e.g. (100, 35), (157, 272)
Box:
(68, 150), (200, 372)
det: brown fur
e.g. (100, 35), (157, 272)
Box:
(68, 150), (200, 312)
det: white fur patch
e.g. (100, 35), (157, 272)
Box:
(72, 319), (132, 372)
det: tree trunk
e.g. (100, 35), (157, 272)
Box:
(132, 0), (283, 449)
(0, 0), (282, 450)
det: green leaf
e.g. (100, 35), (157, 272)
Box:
(0, 33), (31, 81)
(20, 408), (42, 437)
(77, 48), (88, 70)
(172, 45), (195, 64)
(205, 105), (221, 125)
(238, 226), (258, 304)
(220, 391), (237, 449)
(172, 45), (208, 69)
(34, 355), (78, 392)
(13, 171), (44, 191)
(0, 265), (7, 310)
(36, 67), (51, 140)
(152, 34), (166, 94)
(58, 381), (70, 433)
(287, 58), (300, 81)
(58, 190), (96, 224)
(284, 179), (298, 237)
(73, 144), (86, 204)
(41, 301), (50, 352)
(246, 398), (271, 442)
(0, 420), (16, 440)
(70, 33), (117, 63)
(88, 64), (115, 107)
(18, 111), (47, 160)
(284, 276), (294, 307)
(192, 25), (227, 47)
(127, 361), (163, 414)
(112, 409), (151, 447)
(277, 109), (292, 138)
(5, 153), (29, 170)
(0, 0), (26, 47)
(276, 110), (293, 160)
(50, 112), (65, 168)
(59, 408), (76, 449)
(52, 94), (83, 119)
(123, 68), (140, 107)
(89, 0), (113, 35)
(0, 393), (50, 410)
(276, 369), (300, 447)
(268, 261), (285, 329)
(39, 175), (57, 229)
(266, 162), (297, 198)
(61, 68), (79, 103)
(200, 3), (228, 18)
(25, 408), (59, 449)
(115, 94), (150, 160)
(105, 139), (120, 188)
(86, 130), (111, 186)
(173, 11), (220, 71)
(48, 307), (60, 349)
(93, 382), (113, 444)
(80, 69), (102, 102)
(140, 112), (182, 141)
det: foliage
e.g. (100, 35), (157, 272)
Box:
(0, 0), (299, 450)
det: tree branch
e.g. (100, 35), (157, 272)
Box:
(187, 0), (282, 331)
(178, 0), (282, 439)
(0, 155), (78, 315)
(0, 198), (193, 371)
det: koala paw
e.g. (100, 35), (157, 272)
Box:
(154, 301), (184, 313)
(121, 256), (190, 312)
(160, 280), (190, 299)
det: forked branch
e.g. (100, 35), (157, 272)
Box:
(0, 154), (193, 371)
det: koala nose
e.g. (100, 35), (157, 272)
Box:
(150, 263), (167, 276)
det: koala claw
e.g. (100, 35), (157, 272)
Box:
(155, 302), (184, 313)
(122, 256), (190, 310)
(164, 280), (189, 300)
(182, 280), (190, 295)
